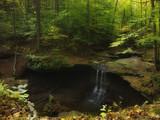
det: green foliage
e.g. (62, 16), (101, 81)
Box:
(100, 104), (107, 118)
(41, 26), (68, 47)
(110, 31), (138, 47)
(53, 0), (115, 47)
(25, 54), (69, 71)
(0, 81), (28, 102)
(22, 15), (36, 39)
(137, 34), (160, 48)
(100, 103), (119, 118)
(122, 48), (133, 54)
(150, 73), (160, 92)
(0, 22), (13, 39)
(1, 0), (160, 50)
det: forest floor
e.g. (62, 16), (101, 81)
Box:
(1, 44), (160, 119)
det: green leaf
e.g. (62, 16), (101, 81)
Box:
(100, 112), (106, 118)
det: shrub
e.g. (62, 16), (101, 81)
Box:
(0, 81), (28, 102)
(25, 54), (69, 71)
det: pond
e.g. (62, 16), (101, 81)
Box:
(21, 64), (147, 116)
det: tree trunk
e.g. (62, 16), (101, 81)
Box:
(13, 0), (16, 42)
(87, 0), (90, 41)
(121, 9), (125, 28)
(13, 0), (17, 76)
(151, 0), (158, 70)
(112, 0), (118, 25)
(151, 0), (156, 35)
(54, 0), (59, 17)
(144, 0), (148, 56)
(130, 0), (133, 17)
(145, 0), (147, 30)
(57, 0), (59, 13)
(140, 0), (143, 28)
(25, 0), (28, 21)
(36, 0), (41, 51)
(159, 0), (160, 36)
(154, 40), (159, 70)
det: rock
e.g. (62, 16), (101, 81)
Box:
(116, 50), (142, 59)
(105, 57), (155, 96)
(106, 57), (149, 77)
(116, 52), (142, 59)
(91, 46), (107, 52)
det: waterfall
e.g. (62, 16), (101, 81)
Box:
(89, 64), (107, 105)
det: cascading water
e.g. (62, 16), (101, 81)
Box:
(24, 64), (148, 113)
(89, 64), (107, 105)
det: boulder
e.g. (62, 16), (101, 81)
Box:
(116, 52), (142, 59)
(106, 57), (150, 76)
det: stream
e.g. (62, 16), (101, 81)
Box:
(21, 64), (147, 115)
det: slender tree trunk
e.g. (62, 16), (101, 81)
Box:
(13, 0), (17, 76)
(154, 40), (159, 70)
(121, 9), (125, 28)
(25, 0), (28, 21)
(159, 0), (160, 36)
(54, 0), (59, 17)
(36, 0), (41, 51)
(112, 0), (118, 25)
(54, 0), (56, 17)
(144, 0), (148, 56)
(151, 0), (156, 35)
(87, 0), (90, 41)
(13, 0), (16, 42)
(57, 0), (59, 13)
(145, 0), (147, 29)
(140, 0), (143, 28)
(131, 0), (133, 17)
(151, 0), (158, 70)
(27, 0), (30, 12)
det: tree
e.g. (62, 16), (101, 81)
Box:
(112, 0), (118, 25)
(150, 0), (159, 70)
(54, 0), (59, 17)
(121, 9), (126, 28)
(36, 0), (41, 51)
(87, 0), (90, 41)
(159, 0), (160, 36)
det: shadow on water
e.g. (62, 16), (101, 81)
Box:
(21, 64), (147, 114)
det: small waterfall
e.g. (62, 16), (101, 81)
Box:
(96, 66), (100, 87)
(89, 64), (107, 105)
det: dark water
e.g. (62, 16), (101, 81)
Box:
(21, 65), (147, 114)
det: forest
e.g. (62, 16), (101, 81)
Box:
(1, 0), (160, 119)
